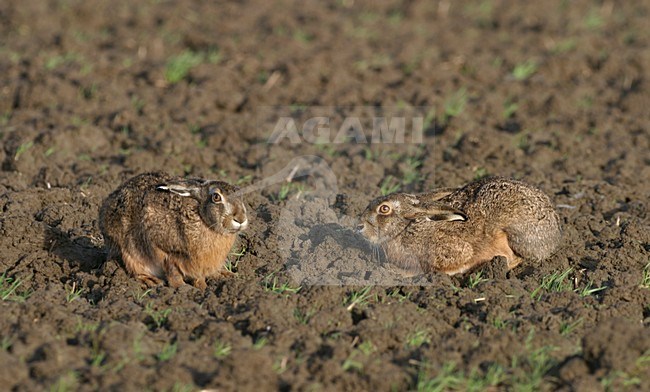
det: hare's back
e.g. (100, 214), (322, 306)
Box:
(446, 177), (554, 218)
(456, 177), (561, 261)
(121, 172), (175, 192)
(100, 172), (176, 234)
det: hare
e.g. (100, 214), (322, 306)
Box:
(99, 172), (248, 289)
(357, 176), (561, 275)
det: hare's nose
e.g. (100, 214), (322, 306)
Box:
(232, 215), (248, 230)
(356, 223), (365, 233)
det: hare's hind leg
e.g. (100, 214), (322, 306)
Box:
(121, 250), (163, 287)
(470, 230), (523, 271)
(157, 249), (186, 288)
(504, 215), (561, 263)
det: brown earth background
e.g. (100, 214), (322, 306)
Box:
(1, 0), (649, 391)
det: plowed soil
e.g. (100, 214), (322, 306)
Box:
(1, 0), (649, 391)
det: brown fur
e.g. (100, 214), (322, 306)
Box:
(358, 176), (561, 275)
(99, 172), (248, 289)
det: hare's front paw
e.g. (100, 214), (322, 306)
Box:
(219, 270), (235, 278)
(137, 274), (163, 287)
(192, 277), (207, 290)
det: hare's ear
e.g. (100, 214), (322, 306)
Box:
(427, 208), (467, 222)
(421, 188), (457, 201)
(404, 204), (467, 222)
(157, 180), (203, 199)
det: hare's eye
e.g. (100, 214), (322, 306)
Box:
(378, 204), (391, 215)
(211, 192), (222, 203)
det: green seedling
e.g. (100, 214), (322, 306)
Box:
(14, 141), (33, 161)
(388, 10), (404, 25)
(578, 95), (594, 109)
(0, 273), (30, 302)
(88, 327), (107, 368)
(1, 336), (12, 351)
(79, 83), (97, 100)
(512, 60), (538, 81)
(601, 369), (644, 389)
(358, 340), (376, 355)
(413, 331), (556, 390)
(236, 175), (253, 185)
(188, 124), (201, 134)
(144, 303), (172, 329)
(74, 318), (99, 333)
(502, 99), (518, 119)
(45, 53), (79, 70)
(157, 341), (178, 362)
(466, 271), (487, 289)
(50, 371), (79, 392)
(532, 268), (607, 299)
(132, 288), (152, 302)
(415, 361), (506, 392)
(640, 263), (650, 289)
(66, 281), (84, 303)
(225, 245), (247, 273)
(441, 87), (468, 124)
(165, 50), (204, 83)
(491, 317), (508, 330)
(380, 176), (400, 196)
(342, 354), (363, 373)
(637, 350), (650, 368)
(263, 275), (302, 295)
(466, 363), (507, 391)
(0, 112), (11, 126)
(551, 38), (577, 54)
(293, 308), (316, 325)
(257, 70), (269, 84)
(513, 131), (530, 152)
(415, 362), (463, 392)
(131, 95), (145, 112)
(79, 176), (93, 191)
(170, 383), (195, 392)
(474, 167), (489, 180)
(584, 9), (604, 30)
(363, 146), (379, 161)
(402, 156), (424, 185)
(292, 29), (314, 43)
(206, 49), (222, 64)
(576, 280), (607, 297)
(345, 286), (373, 311)
(422, 107), (436, 130)
(131, 333), (146, 362)
(530, 268), (573, 300)
(273, 356), (289, 374)
(213, 339), (231, 358)
(510, 344), (557, 390)
(559, 318), (583, 336)
(407, 330), (431, 348)
(0, 273), (22, 301)
(253, 337), (268, 350)
(314, 141), (338, 157)
(271, 182), (306, 202)
(386, 288), (411, 303)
